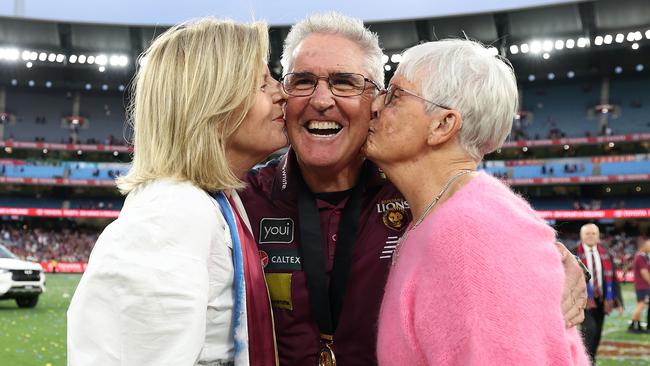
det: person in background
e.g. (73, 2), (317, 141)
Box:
(365, 38), (589, 365)
(628, 239), (650, 333)
(574, 223), (624, 363)
(67, 17), (286, 365)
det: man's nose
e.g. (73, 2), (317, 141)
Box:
(308, 79), (335, 111)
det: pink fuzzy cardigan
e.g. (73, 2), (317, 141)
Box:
(377, 172), (589, 365)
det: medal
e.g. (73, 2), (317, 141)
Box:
(318, 334), (336, 366)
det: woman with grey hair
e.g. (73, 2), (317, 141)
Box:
(364, 39), (590, 365)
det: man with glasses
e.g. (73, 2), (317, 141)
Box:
(240, 12), (588, 366)
(281, 72), (380, 98)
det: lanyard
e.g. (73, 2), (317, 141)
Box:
(296, 165), (367, 337)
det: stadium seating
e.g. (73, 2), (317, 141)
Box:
(519, 79), (601, 139)
(513, 75), (650, 140)
(609, 75), (650, 134)
(482, 155), (650, 179)
(3, 88), (126, 144)
(3, 164), (65, 178)
(0, 160), (129, 180)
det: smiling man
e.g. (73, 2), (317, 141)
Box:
(240, 14), (400, 365)
(239, 12), (588, 366)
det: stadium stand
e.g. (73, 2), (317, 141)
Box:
(3, 88), (126, 144)
(609, 75), (650, 134)
(518, 79), (602, 140)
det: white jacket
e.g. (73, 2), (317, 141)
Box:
(68, 179), (248, 365)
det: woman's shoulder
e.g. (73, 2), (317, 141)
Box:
(122, 179), (224, 230)
(442, 173), (540, 220)
(98, 179), (228, 261)
(434, 172), (554, 244)
(130, 178), (217, 209)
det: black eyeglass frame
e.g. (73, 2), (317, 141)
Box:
(280, 72), (381, 97)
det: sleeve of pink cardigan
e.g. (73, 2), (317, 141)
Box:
(409, 221), (588, 365)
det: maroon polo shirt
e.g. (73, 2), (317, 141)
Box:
(633, 252), (650, 290)
(240, 150), (411, 366)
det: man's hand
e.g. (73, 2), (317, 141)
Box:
(556, 242), (588, 328)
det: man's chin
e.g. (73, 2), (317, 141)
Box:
(296, 149), (364, 169)
(297, 155), (342, 169)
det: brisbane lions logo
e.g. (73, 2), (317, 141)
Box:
(384, 210), (406, 230)
(377, 198), (410, 231)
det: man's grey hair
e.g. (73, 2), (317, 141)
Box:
(396, 39), (518, 161)
(281, 12), (385, 87)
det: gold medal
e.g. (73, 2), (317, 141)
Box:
(318, 334), (336, 366)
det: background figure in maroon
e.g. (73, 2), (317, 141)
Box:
(628, 239), (650, 333)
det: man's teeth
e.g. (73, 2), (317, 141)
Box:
(306, 121), (343, 136)
(307, 121), (342, 130)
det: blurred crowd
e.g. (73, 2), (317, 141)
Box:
(605, 232), (645, 275)
(1, 222), (99, 262)
(572, 198), (630, 210)
(511, 116), (615, 142)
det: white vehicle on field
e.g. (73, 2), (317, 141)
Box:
(0, 243), (46, 308)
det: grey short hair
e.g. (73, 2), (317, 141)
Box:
(396, 39), (518, 161)
(281, 12), (384, 87)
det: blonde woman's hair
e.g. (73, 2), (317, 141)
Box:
(117, 17), (269, 194)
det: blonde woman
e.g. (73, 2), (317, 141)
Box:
(67, 18), (286, 366)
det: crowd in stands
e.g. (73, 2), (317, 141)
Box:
(0, 222), (99, 262)
(490, 171), (509, 180)
(606, 232), (643, 275)
(510, 116), (620, 142)
(572, 199), (628, 210)
(541, 163), (586, 176)
(84, 135), (126, 146)
(511, 117), (568, 141)
(89, 168), (123, 179)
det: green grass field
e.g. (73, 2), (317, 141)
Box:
(0, 274), (77, 366)
(0, 274), (649, 366)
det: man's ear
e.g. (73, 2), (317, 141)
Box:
(426, 110), (462, 146)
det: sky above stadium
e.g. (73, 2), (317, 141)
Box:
(1, 0), (583, 26)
